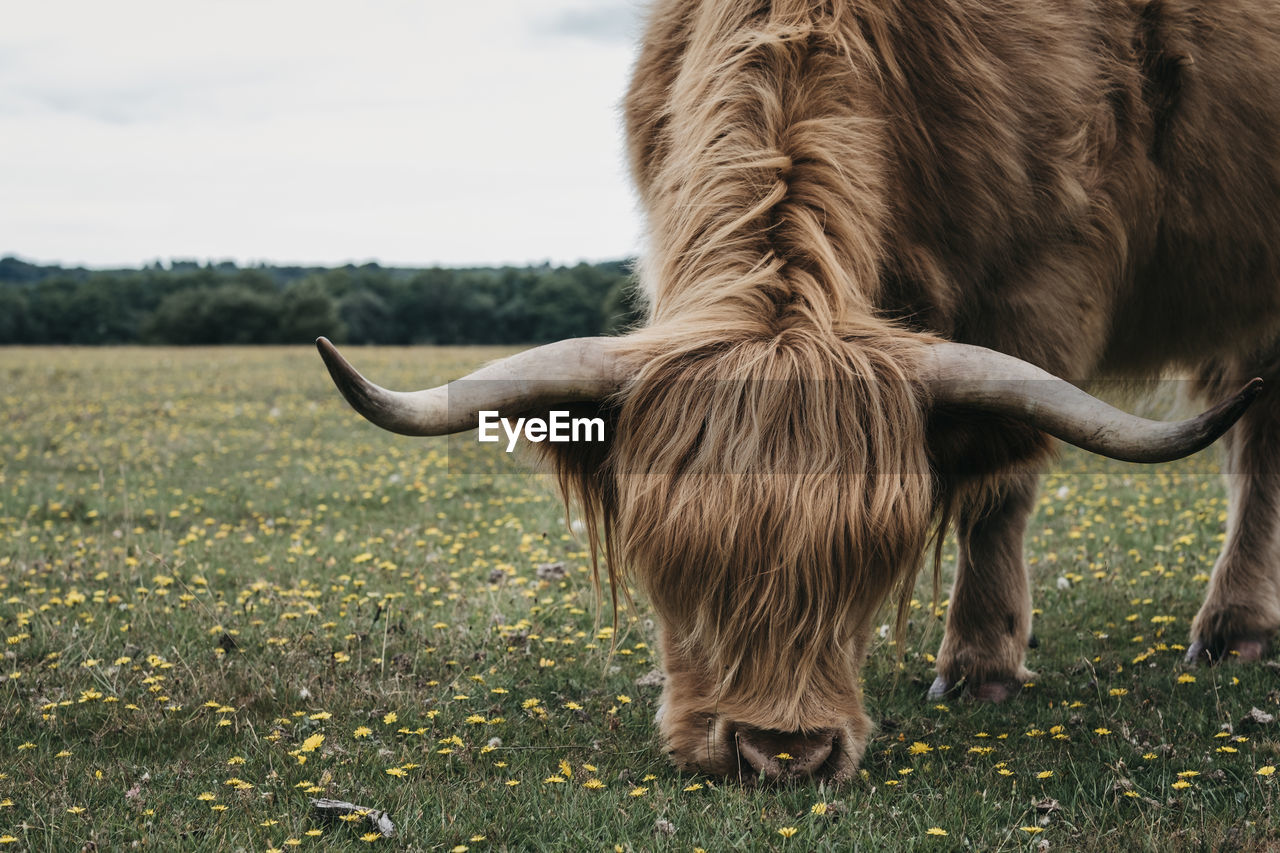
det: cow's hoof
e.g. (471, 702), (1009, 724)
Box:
(927, 676), (1016, 703)
(1185, 636), (1267, 664)
(926, 676), (953, 701)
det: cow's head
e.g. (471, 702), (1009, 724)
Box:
(317, 334), (1258, 782)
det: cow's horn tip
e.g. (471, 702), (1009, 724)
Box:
(1229, 377), (1264, 414)
(316, 337), (346, 371)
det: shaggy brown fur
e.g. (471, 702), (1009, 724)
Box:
(544, 0), (1280, 778)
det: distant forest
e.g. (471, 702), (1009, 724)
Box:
(0, 255), (645, 345)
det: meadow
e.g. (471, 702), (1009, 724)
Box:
(1, 346), (1277, 852)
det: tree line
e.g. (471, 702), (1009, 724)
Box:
(0, 256), (645, 345)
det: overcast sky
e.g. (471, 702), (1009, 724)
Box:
(0, 1), (646, 269)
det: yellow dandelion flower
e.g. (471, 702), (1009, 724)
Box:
(778, 826), (798, 838)
(1176, 673), (1196, 684)
(353, 726), (372, 738)
(616, 695), (632, 704)
(1020, 826), (1044, 834)
(385, 767), (406, 777)
(684, 782), (703, 792)
(505, 780), (520, 787)
(382, 712), (397, 724)
(1036, 771), (1054, 779)
(908, 741), (933, 755)
(543, 775), (566, 784)
(629, 786), (648, 797)
(811, 802), (828, 815)
(925, 827), (948, 836)
(1256, 766), (1276, 776)
(360, 832), (382, 842)
(582, 779), (606, 789)
(1095, 728), (1111, 735)
(1171, 780), (1191, 790)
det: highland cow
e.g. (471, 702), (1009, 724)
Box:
(318, 0), (1280, 782)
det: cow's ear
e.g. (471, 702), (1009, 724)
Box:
(923, 409), (1052, 487)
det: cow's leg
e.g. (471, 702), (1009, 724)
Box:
(929, 467), (1040, 701)
(1189, 371), (1280, 662)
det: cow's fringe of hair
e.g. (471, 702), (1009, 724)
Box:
(546, 324), (935, 730)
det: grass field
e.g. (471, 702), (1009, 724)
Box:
(1, 346), (1277, 852)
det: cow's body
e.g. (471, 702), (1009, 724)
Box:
(320, 0), (1280, 782)
(614, 0), (1280, 778)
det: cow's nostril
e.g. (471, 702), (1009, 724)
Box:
(734, 727), (837, 779)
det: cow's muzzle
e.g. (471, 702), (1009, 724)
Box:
(733, 726), (843, 781)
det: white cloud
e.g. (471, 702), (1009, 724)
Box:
(537, 5), (644, 43)
(0, 0), (644, 268)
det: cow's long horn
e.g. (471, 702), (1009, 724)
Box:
(316, 337), (625, 436)
(922, 342), (1262, 463)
